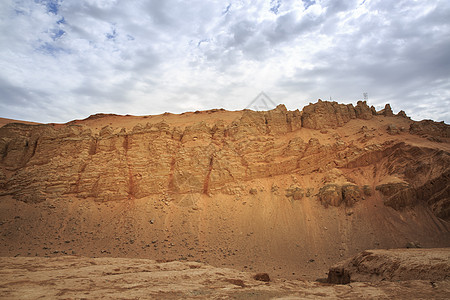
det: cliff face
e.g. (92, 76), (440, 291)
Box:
(0, 100), (449, 220)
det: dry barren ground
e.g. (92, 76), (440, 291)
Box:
(1, 254), (449, 299)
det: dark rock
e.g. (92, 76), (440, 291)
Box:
(362, 185), (372, 196)
(342, 184), (362, 206)
(253, 273), (270, 282)
(327, 266), (351, 284)
(319, 184), (342, 207)
(249, 188), (258, 195)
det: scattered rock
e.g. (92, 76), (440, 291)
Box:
(327, 266), (350, 284)
(253, 273), (270, 282)
(285, 186), (304, 200)
(405, 241), (421, 248)
(225, 278), (246, 287)
(387, 124), (400, 135)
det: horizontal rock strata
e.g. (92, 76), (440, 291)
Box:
(1, 101), (449, 220)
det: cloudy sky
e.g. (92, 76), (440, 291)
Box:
(1, 0), (449, 123)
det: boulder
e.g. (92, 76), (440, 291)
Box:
(387, 124), (400, 135)
(285, 186), (304, 200)
(318, 184), (342, 207)
(342, 184), (362, 206)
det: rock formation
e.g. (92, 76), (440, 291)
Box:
(327, 248), (450, 284)
(0, 100), (449, 222)
(301, 100), (378, 129)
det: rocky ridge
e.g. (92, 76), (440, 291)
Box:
(0, 100), (449, 220)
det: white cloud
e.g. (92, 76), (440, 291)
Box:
(0, 0), (449, 123)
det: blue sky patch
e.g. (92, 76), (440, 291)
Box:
(37, 42), (67, 56)
(50, 28), (65, 40)
(106, 28), (117, 40)
(302, 0), (315, 10)
(35, 0), (60, 15)
(270, 0), (281, 14)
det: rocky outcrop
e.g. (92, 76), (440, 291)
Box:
(369, 144), (450, 218)
(285, 186), (304, 200)
(318, 184), (363, 207)
(301, 100), (357, 129)
(328, 248), (450, 284)
(228, 105), (301, 140)
(318, 184), (343, 207)
(0, 105), (304, 203)
(380, 185), (417, 210)
(377, 104), (394, 117)
(301, 100), (378, 130)
(376, 182), (410, 198)
(0, 101), (448, 221)
(342, 184), (362, 206)
(397, 110), (409, 118)
(416, 170), (450, 219)
(376, 175), (449, 218)
(354, 101), (376, 120)
(409, 120), (450, 138)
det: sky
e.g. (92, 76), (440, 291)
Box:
(1, 0), (449, 123)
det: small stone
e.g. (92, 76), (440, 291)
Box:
(253, 273), (271, 282)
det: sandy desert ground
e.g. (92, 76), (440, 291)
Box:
(1, 251), (449, 299)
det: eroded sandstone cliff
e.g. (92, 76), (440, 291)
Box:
(0, 100), (449, 221)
